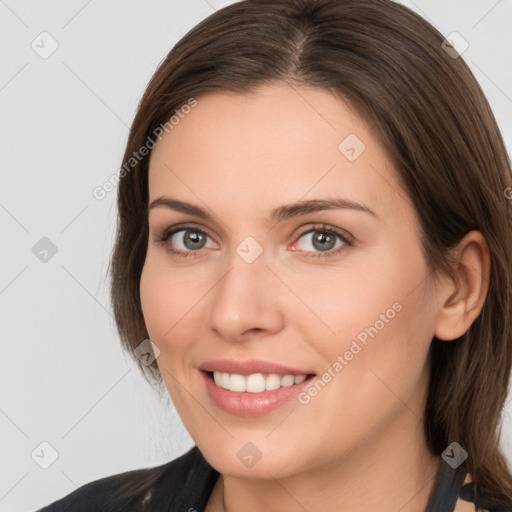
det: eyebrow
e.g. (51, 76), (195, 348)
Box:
(148, 197), (378, 221)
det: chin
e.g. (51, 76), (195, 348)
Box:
(200, 441), (300, 480)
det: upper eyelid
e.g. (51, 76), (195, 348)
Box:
(159, 223), (216, 241)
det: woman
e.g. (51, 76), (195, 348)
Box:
(37, 0), (512, 510)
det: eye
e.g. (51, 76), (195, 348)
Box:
(156, 224), (217, 257)
(291, 224), (353, 257)
(155, 222), (353, 259)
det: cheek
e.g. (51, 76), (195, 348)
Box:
(326, 256), (433, 407)
(301, 280), (433, 447)
(139, 259), (207, 407)
(302, 243), (433, 378)
(139, 257), (201, 349)
(288, 251), (419, 339)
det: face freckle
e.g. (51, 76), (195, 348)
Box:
(139, 83), (437, 480)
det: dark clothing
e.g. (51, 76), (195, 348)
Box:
(36, 445), (512, 511)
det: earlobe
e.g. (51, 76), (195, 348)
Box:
(433, 231), (490, 342)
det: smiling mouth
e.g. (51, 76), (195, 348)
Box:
(204, 370), (316, 393)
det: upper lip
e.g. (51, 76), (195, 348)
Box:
(199, 359), (315, 376)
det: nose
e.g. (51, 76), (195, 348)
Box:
(207, 242), (285, 342)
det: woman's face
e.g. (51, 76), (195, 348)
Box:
(141, 83), (439, 478)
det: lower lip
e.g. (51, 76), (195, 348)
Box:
(200, 370), (316, 417)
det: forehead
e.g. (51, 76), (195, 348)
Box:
(150, 83), (365, 170)
(147, 83), (411, 225)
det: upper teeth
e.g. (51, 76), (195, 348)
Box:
(213, 371), (308, 393)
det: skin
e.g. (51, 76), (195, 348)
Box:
(140, 82), (490, 512)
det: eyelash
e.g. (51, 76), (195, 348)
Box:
(155, 223), (354, 259)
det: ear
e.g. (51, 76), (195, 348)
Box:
(434, 230), (490, 341)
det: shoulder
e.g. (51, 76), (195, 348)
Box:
(35, 445), (217, 512)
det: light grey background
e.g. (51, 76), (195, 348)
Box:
(1, 1), (511, 511)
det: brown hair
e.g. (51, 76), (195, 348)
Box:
(109, 0), (512, 504)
